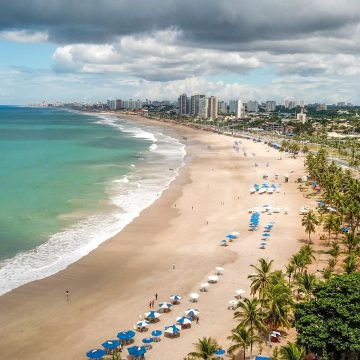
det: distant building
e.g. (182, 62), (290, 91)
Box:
(266, 101), (276, 112)
(109, 100), (116, 110)
(178, 93), (188, 115)
(316, 103), (327, 111)
(115, 99), (122, 110)
(247, 100), (259, 113)
(296, 106), (307, 124)
(228, 100), (238, 114)
(264, 122), (283, 132)
(199, 97), (209, 119)
(208, 96), (218, 120)
(218, 100), (228, 114)
(190, 94), (205, 116)
(228, 99), (244, 118)
(284, 100), (296, 109)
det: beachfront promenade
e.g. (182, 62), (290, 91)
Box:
(0, 117), (310, 360)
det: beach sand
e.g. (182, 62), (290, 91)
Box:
(0, 115), (311, 359)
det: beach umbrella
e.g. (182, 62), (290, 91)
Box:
(176, 316), (192, 326)
(215, 349), (226, 355)
(117, 330), (136, 341)
(228, 300), (239, 309)
(165, 324), (181, 335)
(208, 275), (218, 283)
(262, 233), (270, 237)
(145, 311), (161, 320)
(151, 330), (162, 337)
(215, 266), (224, 274)
(235, 289), (245, 296)
(220, 240), (228, 246)
(142, 337), (154, 344)
(230, 231), (239, 236)
(226, 234), (236, 239)
(127, 346), (146, 357)
(86, 349), (106, 359)
(102, 340), (120, 350)
(159, 302), (172, 310)
(136, 320), (149, 328)
(170, 294), (182, 302)
(185, 308), (199, 318)
(190, 293), (199, 302)
(200, 282), (209, 291)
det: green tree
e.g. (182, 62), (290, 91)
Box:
(234, 298), (265, 333)
(188, 337), (219, 359)
(279, 342), (306, 360)
(343, 252), (359, 274)
(227, 326), (261, 360)
(302, 210), (319, 243)
(248, 258), (274, 299)
(295, 273), (360, 359)
(295, 272), (318, 301)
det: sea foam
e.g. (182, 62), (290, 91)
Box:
(0, 114), (185, 296)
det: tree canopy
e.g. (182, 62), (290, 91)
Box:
(294, 273), (360, 359)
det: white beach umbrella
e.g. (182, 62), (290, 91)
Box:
(144, 311), (161, 320)
(200, 282), (209, 292)
(228, 300), (240, 309)
(235, 289), (245, 297)
(176, 316), (192, 326)
(190, 293), (199, 302)
(230, 231), (239, 236)
(158, 302), (172, 311)
(170, 294), (182, 302)
(215, 266), (224, 274)
(165, 324), (181, 335)
(208, 275), (219, 283)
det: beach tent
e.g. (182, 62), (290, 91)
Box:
(86, 349), (106, 359)
(127, 346), (146, 357)
(102, 340), (120, 350)
(117, 330), (136, 341)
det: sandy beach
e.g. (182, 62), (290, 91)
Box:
(0, 115), (311, 360)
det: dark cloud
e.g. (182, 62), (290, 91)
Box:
(1, 0), (360, 53)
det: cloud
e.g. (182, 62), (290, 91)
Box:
(52, 30), (263, 80)
(0, 30), (48, 43)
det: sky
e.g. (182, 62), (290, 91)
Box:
(1, 0), (360, 104)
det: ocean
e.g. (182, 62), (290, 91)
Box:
(0, 107), (185, 295)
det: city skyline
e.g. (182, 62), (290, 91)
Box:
(1, 1), (360, 104)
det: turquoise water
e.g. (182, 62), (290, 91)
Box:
(0, 107), (149, 260)
(0, 107), (185, 295)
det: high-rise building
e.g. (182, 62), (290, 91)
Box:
(236, 100), (244, 118)
(178, 93), (188, 115)
(199, 97), (209, 119)
(218, 100), (228, 114)
(109, 100), (116, 110)
(115, 99), (122, 110)
(190, 95), (205, 116)
(247, 100), (259, 113)
(228, 100), (238, 114)
(284, 100), (296, 109)
(266, 101), (276, 112)
(208, 96), (218, 120)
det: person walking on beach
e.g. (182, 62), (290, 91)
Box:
(155, 293), (158, 301)
(172, 263), (176, 270)
(149, 300), (152, 309)
(65, 290), (69, 302)
(196, 316), (199, 325)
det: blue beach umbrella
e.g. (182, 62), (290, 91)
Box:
(262, 233), (270, 237)
(117, 330), (136, 341)
(145, 311), (161, 320)
(136, 320), (149, 328)
(151, 330), (163, 337)
(170, 294), (182, 302)
(176, 316), (192, 326)
(128, 346), (146, 357)
(86, 349), (106, 359)
(142, 337), (154, 344)
(159, 302), (172, 310)
(165, 324), (181, 335)
(226, 234), (236, 239)
(185, 308), (199, 318)
(215, 349), (226, 355)
(102, 340), (120, 350)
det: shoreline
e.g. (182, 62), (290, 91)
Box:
(0, 115), (310, 359)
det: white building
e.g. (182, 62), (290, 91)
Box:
(199, 97), (209, 119)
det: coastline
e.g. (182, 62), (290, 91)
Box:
(0, 115), (310, 359)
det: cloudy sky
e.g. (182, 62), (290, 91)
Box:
(1, 0), (360, 104)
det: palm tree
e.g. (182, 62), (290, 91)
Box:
(279, 342), (306, 360)
(263, 283), (293, 329)
(295, 272), (318, 300)
(343, 252), (359, 274)
(302, 210), (319, 243)
(234, 298), (265, 334)
(227, 326), (261, 360)
(322, 214), (337, 245)
(285, 263), (296, 287)
(248, 258), (274, 299)
(188, 337), (219, 359)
